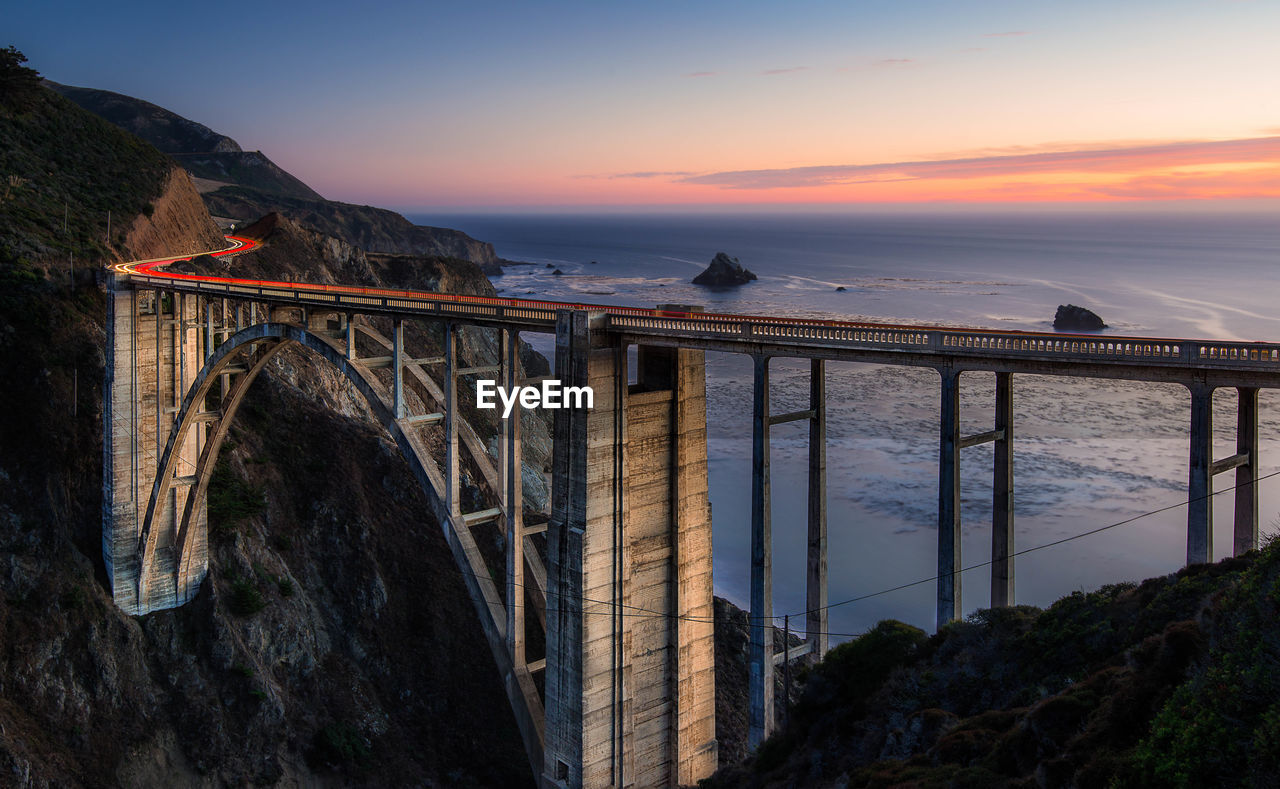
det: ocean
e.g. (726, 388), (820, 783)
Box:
(410, 210), (1280, 639)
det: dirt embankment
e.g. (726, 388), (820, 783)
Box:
(122, 167), (226, 261)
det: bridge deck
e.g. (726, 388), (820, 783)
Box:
(119, 236), (1280, 386)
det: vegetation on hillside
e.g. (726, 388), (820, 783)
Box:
(1, 47), (170, 270)
(47, 80), (242, 156)
(708, 543), (1280, 787)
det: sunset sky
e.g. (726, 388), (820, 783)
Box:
(11, 1), (1280, 210)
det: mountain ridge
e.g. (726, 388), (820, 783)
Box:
(52, 81), (515, 273)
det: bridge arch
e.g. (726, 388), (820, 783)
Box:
(133, 320), (544, 775)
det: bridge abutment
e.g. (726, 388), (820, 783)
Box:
(104, 279), (208, 614)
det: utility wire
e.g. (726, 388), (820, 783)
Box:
(778, 465), (1280, 622)
(437, 466), (1280, 634)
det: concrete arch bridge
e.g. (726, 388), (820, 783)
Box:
(104, 238), (1280, 787)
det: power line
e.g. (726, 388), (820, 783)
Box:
(777, 466), (1280, 623)
(417, 466), (1280, 643)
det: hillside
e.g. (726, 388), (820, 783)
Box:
(55, 81), (514, 272)
(707, 546), (1280, 788)
(1, 74), (220, 269)
(172, 151), (324, 200)
(45, 81), (242, 155)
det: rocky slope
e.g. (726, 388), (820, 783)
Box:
(202, 189), (510, 273)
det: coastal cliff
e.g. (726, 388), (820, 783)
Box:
(201, 189), (508, 272)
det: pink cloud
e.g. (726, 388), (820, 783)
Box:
(761, 66), (809, 75)
(678, 136), (1280, 189)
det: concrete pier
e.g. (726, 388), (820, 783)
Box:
(1187, 384), (1213, 564)
(992, 372), (1014, 608)
(748, 355), (773, 749)
(545, 311), (716, 788)
(807, 359), (828, 661)
(937, 369), (962, 626)
(1234, 387), (1260, 556)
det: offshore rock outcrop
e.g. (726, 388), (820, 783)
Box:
(693, 252), (757, 286)
(1053, 304), (1107, 331)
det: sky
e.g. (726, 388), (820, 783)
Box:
(10, 0), (1280, 211)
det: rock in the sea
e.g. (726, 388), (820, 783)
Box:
(552, 268), (564, 276)
(1053, 304), (1107, 331)
(692, 252), (757, 286)
(836, 286), (847, 292)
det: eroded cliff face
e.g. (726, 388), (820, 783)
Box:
(121, 167), (226, 261)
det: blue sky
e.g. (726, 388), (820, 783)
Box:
(11, 1), (1280, 210)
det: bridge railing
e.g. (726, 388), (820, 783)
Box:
(129, 273), (564, 328)
(608, 313), (1280, 373)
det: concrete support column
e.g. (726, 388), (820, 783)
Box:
(104, 275), (141, 612)
(444, 322), (459, 515)
(991, 371), (1015, 607)
(204, 298), (214, 362)
(393, 318), (405, 419)
(1235, 387), (1260, 556)
(1187, 383), (1214, 565)
(501, 328), (525, 665)
(807, 358), (828, 660)
(546, 310), (594, 788)
(749, 354), (774, 748)
(345, 313), (356, 360)
(155, 291), (164, 459)
(177, 293), (186, 400)
(937, 368), (962, 628)
(219, 300), (230, 397)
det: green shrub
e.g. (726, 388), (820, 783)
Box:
(227, 578), (266, 616)
(207, 457), (264, 535)
(311, 722), (370, 767)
